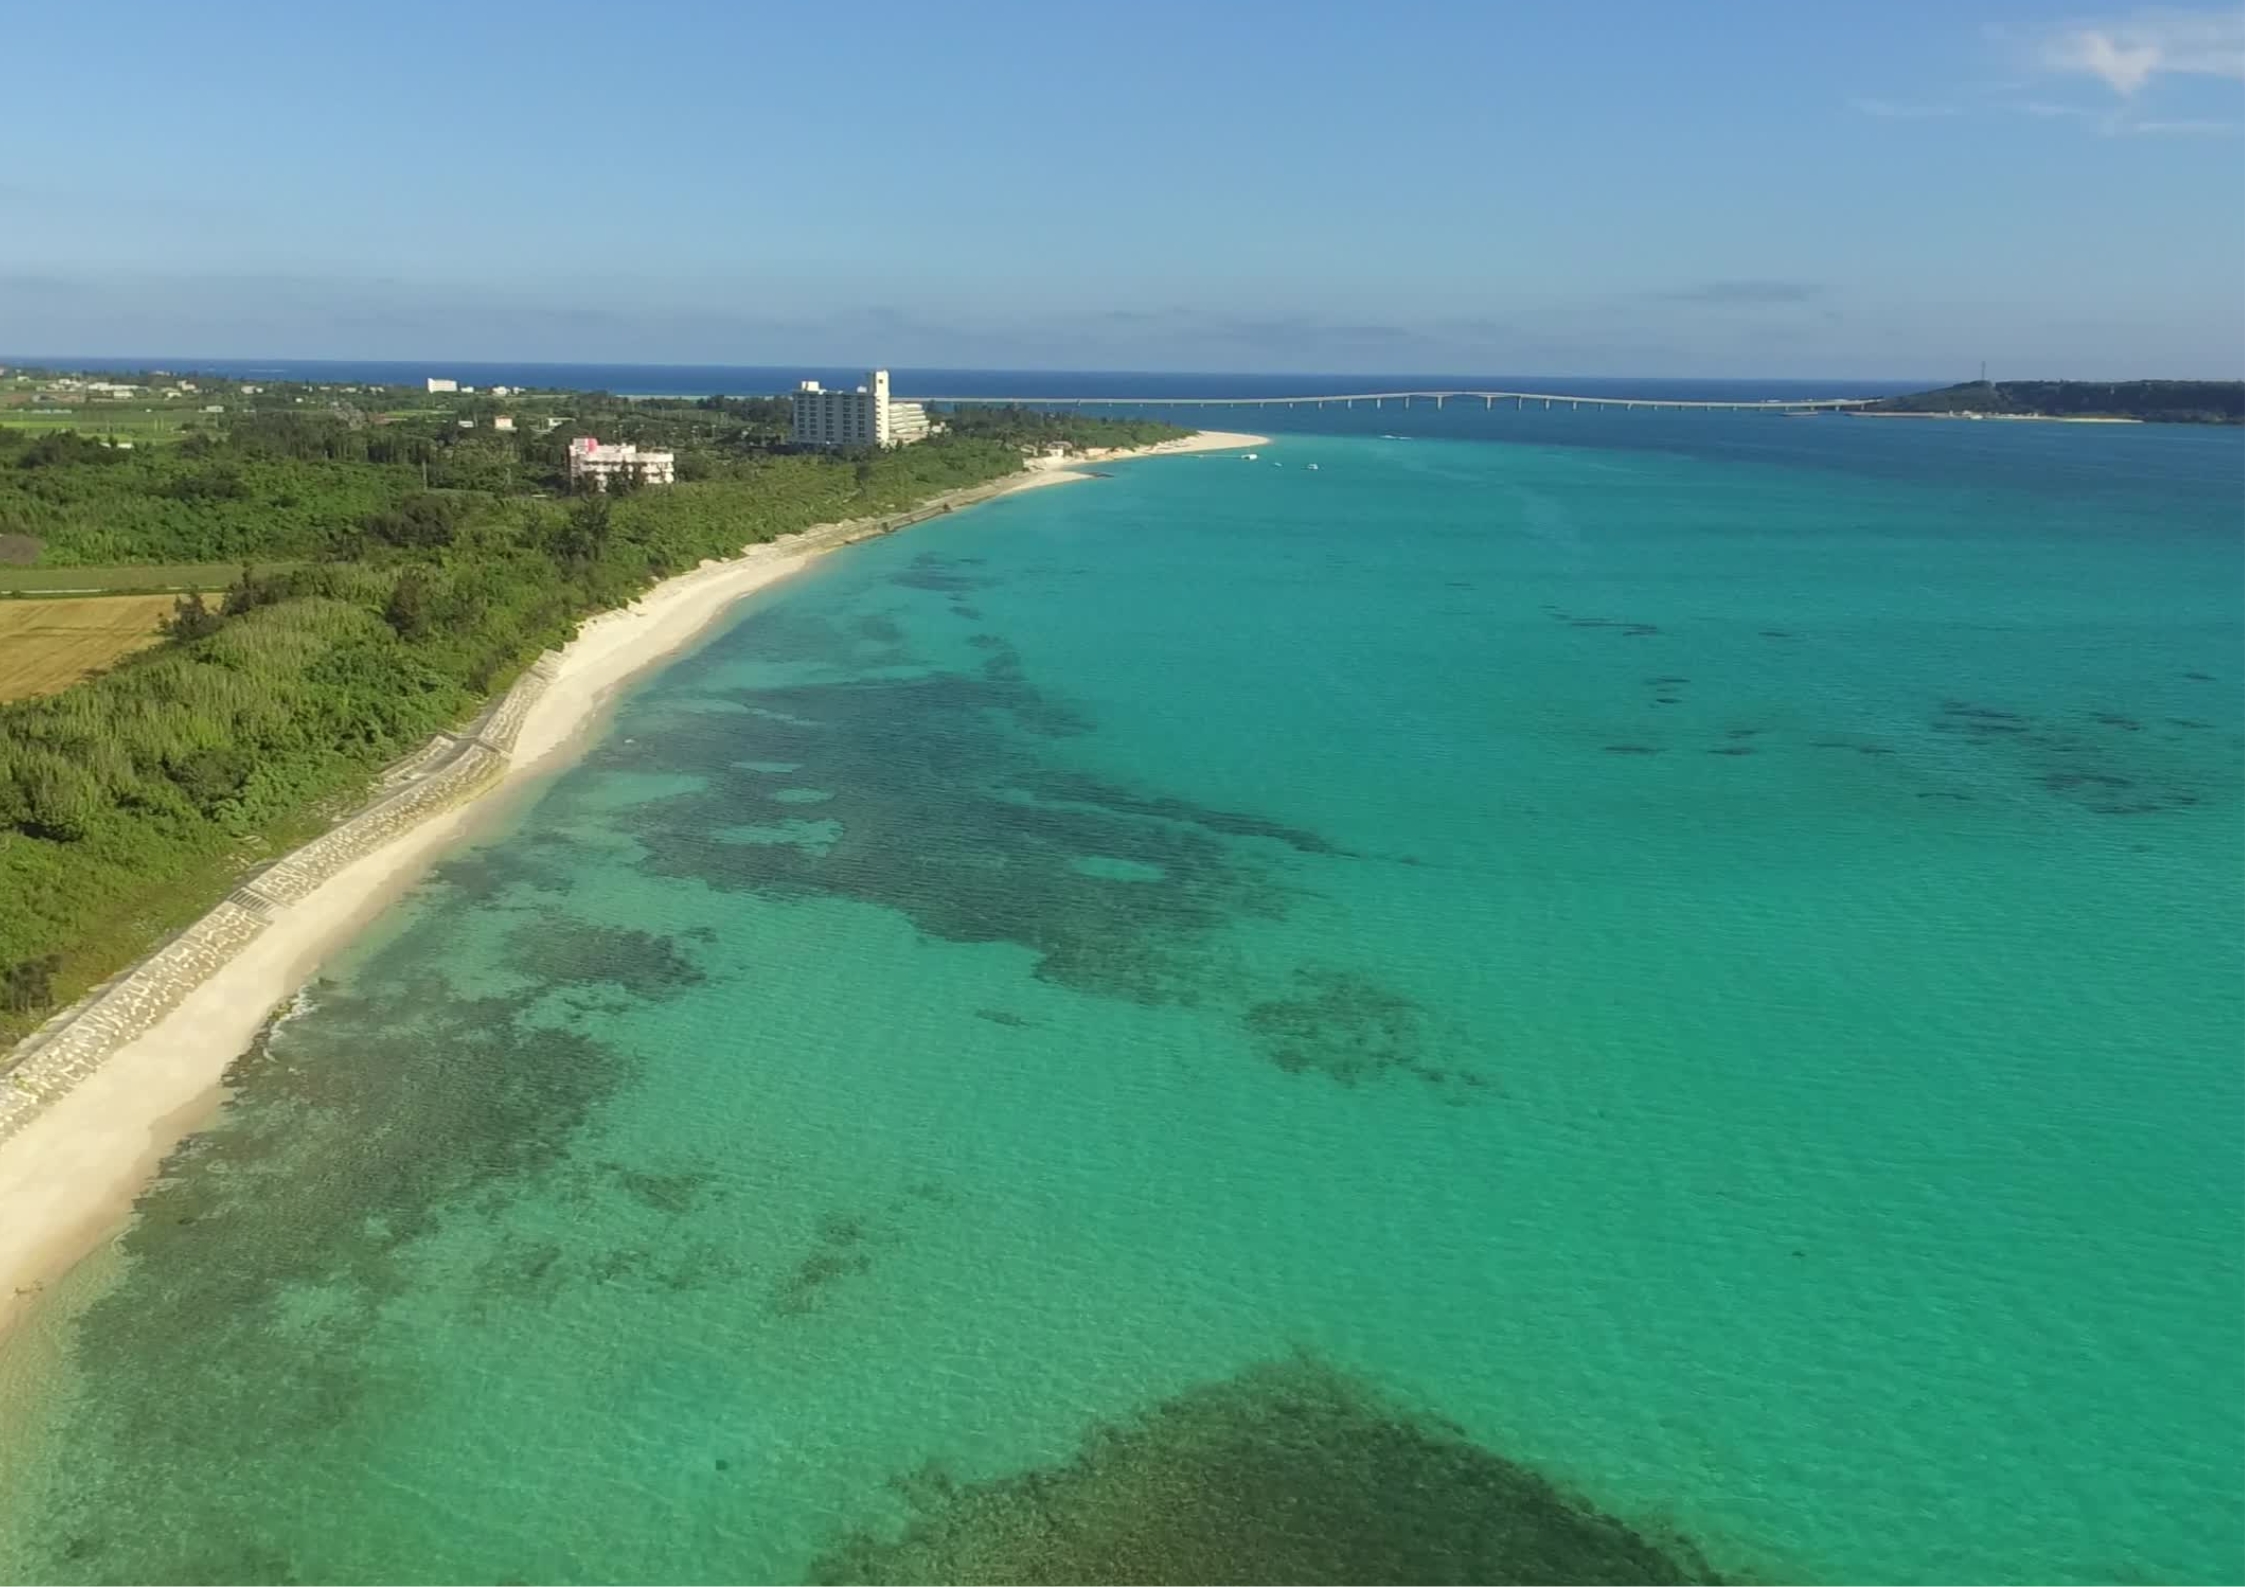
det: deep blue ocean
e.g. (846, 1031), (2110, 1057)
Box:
(0, 389), (2238, 1584)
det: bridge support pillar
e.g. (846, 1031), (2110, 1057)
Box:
(1435, 395), (1444, 409)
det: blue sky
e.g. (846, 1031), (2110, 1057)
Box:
(4, 0), (2241, 377)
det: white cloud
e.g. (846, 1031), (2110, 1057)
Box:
(2123, 114), (2245, 130)
(1848, 96), (1962, 118)
(2028, 8), (2245, 96)
(1999, 95), (2240, 133)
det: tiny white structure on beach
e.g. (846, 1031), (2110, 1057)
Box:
(566, 436), (676, 489)
(790, 369), (931, 449)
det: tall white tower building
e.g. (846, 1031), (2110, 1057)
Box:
(790, 370), (931, 448)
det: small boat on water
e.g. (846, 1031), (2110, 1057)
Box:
(1306, 463), (1320, 471)
(1244, 452), (1259, 461)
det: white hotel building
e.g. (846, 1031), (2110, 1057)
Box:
(790, 369), (932, 449)
(565, 436), (676, 489)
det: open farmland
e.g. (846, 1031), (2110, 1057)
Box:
(0, 562), (301, 594)
(0, 405), (203, 442)
(0, 594), (175, 700)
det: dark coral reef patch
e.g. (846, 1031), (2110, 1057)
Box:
(810, 1355), (1723, 1585)
(1243, 967), (1477, 1092)
(592, 616), (1342, 1007)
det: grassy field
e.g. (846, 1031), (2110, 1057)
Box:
(0, 594), (176, 701)
(0, 561), (301, 594)
(0, 405), (205, 441)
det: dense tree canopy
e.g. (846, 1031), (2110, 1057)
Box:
(939, 404), (1192, 449)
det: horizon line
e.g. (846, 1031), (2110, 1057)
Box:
(12, 355), (2239, 385)
(0, 354), (2021, 387)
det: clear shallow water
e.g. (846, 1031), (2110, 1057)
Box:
(2, 417), (2240, 1584)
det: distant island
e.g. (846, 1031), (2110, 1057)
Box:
(1865, 379), (2244, 426)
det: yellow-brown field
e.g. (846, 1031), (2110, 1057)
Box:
(0, 595), (176, 701)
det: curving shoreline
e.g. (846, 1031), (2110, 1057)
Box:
(0, 429), (1268, 1330)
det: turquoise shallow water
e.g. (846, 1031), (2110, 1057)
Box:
(2, 417), (2240, 1583)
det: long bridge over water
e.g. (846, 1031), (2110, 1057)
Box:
(912, 389), (1879, 415)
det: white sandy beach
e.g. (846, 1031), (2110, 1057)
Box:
(0, 428), (1266, 1330)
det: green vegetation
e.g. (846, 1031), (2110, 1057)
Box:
(939, 404), (1193, 450)
(0, 369), (1185, 1039)
(1867, 380), (2245, 425)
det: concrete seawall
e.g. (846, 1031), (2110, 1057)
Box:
(0, 653), (558, 1147)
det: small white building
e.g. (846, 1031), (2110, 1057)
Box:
(566, 436), (676, 489)
(492, 414), (516, 432)
(789, 369), (931, 449)
(425, 377), (459, 394)
(490, 385), (513, 398)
